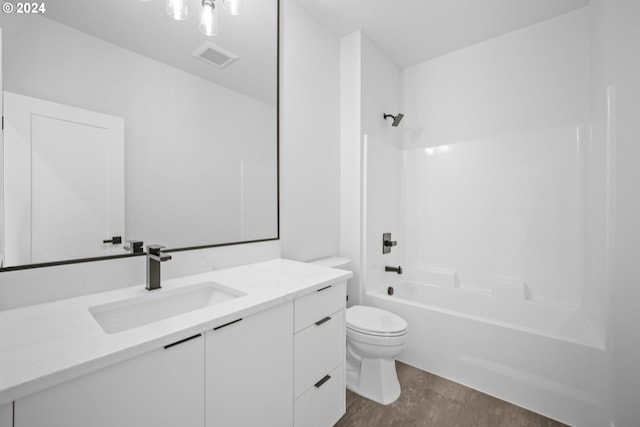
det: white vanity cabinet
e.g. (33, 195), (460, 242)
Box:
(3, 265), (351, 427)
(0, 403), (11, 427)
(205, 300), (294, 427)
(293, 282), (346, 427)
(14, 333), (205, 427)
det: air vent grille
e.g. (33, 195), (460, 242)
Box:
(192, 42), (239, 69)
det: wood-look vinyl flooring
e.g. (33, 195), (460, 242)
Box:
(335, 362), (568, 427)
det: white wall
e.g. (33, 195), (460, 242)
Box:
(400, 9), (592, 308)
(339, 32), (403, 305)
(589, 1), (640, 425)
(403, 128), (585, 306)
(279, 0), (341, 263)
(0, 240), (280, 310)
(0, 14), (277, 249)
(339, 31), (363, 304)
(402, 9), (590, 149)
(588, 1), (615, 421)
(364, 137), (403, 299)
(359, 36), (404, 300)
(361, 36), (403, 150)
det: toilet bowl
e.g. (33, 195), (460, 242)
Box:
(346, 305), (408, 405)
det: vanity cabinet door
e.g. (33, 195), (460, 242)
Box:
(0, 403), (11, 427)
(14, 334), (205, 427)
(205, 301), (293, 427)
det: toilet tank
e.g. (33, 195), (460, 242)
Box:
(309, 257), (350, 270)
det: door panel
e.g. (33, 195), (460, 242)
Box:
(3, 92), (124, 265)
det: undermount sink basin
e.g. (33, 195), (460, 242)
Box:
(89, 282), (246, 334)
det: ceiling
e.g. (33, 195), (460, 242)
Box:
(42, 0), (277, 104)
(37, 0), (590, 102)
(296, 0), (590, 68)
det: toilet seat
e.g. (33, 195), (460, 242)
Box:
(346, 306), (408, 337)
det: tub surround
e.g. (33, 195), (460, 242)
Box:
(0, 258), (352, 406)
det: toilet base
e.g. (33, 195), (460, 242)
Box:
(346, 356), (401, 405)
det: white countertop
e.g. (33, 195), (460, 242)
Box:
(0, 258), (352, 405)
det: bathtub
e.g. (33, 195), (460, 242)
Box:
(367, 281), (607, 427)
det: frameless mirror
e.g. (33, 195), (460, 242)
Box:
(0, 0), (278, 268)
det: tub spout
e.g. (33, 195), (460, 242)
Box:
(385, 265), (403, 275)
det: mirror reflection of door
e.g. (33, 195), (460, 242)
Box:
(3, 92), (124, 266)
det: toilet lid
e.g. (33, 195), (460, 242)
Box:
(346, 305), (408, 336)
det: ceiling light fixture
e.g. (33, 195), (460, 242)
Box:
(223, 0), (241, 16)
(200, 0), (219, 36)
(155, 0), (241, 36)
(166, 0), (187, 20)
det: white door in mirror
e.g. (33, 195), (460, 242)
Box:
(3, 91), (124, 266)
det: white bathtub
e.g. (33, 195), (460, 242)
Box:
(367, 281), (607, 427)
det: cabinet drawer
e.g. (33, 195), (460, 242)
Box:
(294, 281), (345, 332)
(294, 363), (345, 427)
(294, 309), (344, 398)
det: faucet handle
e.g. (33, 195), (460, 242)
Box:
(147, 245), (172, 262)
(124, 240), (144, 254)
(147, 244), (166, 256)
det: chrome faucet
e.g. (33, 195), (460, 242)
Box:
(385, 265), (403, 275)
(146, 245), (172, 291)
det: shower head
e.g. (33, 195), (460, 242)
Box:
(383, 113), (404, 127)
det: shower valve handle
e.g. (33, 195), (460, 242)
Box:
(382, 232), (397, 254)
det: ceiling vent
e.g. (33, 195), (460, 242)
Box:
(192, 41), (239, 69)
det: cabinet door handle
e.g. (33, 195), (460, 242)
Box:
(213, 318), (243, 331)
(317, 285), (332, 292)
(314, 374), (331, 388)
(164, 333), (201, 349)
(315, 316), (332, 326)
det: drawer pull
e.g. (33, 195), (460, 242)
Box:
(315, 316), (332, 326)
(317, 285), (332, 292)
(164, 333), (201, 349)
(213, 318), (243, 331)
(314, 374), (331, 389)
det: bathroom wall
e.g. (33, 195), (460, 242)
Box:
(400, 9), (592, 308)
(340, 32), (403, 304)
(587, 0), (614, 421)
(279, 0), (341, 262)
(339, 31), (363, 305)
(589, 0), (640, 425)
(363, 137), (403, 300)
(359, 36), (404, 300)
(360, 36), (402, 150)
(403, 129), (585, 306)
(402, 8), (589, 150)
(0, 241), (281, 310)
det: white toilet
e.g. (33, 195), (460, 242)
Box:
(309, 257), (408, 405)
(346, 305), (408, 405)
